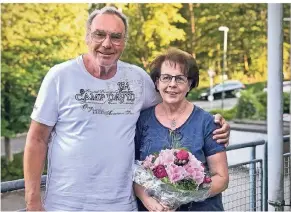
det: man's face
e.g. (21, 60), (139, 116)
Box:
(87, 14), (126, 67)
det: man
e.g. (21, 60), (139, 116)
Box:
(24, 7), (230, 211)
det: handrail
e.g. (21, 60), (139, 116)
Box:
(1, 175), (46, 193)
(225, 135), (289, 152)
(226, 140), (265, 151)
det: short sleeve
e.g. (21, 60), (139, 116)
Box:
(142, 71), (162, 110)
(203, 114), (225, 157)
(30, 68), (59, 126)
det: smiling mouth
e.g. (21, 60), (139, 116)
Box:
(97, 51), (114, 56)
(165, 91), (178, 95)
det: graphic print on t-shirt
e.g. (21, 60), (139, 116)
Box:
(75, 80), (143, 115)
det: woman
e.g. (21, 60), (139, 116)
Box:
(134, 48), (229, 211)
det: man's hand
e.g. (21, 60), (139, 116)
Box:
(26, 201), (45, 211)
(213, 114), (230, 146)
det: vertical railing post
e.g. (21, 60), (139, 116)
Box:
(250, 146), (257, 211)
(263, 142), (268, 211)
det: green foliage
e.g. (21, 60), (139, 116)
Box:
(1, 152), (47, 181)
(119, 3), (187, 69)
(186, 88), (203, 101)
(235, 90), (290, 120)
(161, 177), (198, 191)
(209, 107), (237, 121)
(235, 89), (265, 120)
(245, 81), (266, 92)
(1, 4), (88, 138)
(1, 153), (24, 181)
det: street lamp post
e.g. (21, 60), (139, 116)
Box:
(218, 26), (229, 110)
(208, 69), (216, 108)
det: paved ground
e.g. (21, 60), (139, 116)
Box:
(1, 189), (45, 211)
(1, 134), (27, 156)
(194, 97), (238, 111)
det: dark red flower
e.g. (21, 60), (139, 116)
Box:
(176, 150), (189, 160)
(203, 176), (212, 184)
(153, 165), (168, 179)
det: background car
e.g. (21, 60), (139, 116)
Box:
(263, 81), (291, 93)
(199, 80), (245, 101)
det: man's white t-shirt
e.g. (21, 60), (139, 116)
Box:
(31, 56), (161, 211)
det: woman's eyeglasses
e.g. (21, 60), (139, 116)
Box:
(159, 74), (188, 84)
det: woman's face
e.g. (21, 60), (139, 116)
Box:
(156, 60), (191, 105)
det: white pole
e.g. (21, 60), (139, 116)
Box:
(267, 3), (284, 211)
(283, 4), (291, 207)
(218, 26), (229, 110)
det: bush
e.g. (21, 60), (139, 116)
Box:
(236, 89), (266, 120)
(235, 90), (290, 120)
(245, 81), (266, 92)
(1, 152), (24, 181)
(1, 152), (47, 182)
(209, 107), (237, 121)
(187, 87), (207, 101)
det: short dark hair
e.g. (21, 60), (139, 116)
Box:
(149, 48), (199, 96)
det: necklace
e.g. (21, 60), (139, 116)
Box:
(163, 102), (188, 129)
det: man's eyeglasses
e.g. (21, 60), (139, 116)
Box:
(91, 30), (125, 46)
(159, 74), (188, 84)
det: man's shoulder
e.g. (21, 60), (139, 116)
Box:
(52, 57), (79, 72)
(47, 57), (80, 78)
(118, 60), (147, 76)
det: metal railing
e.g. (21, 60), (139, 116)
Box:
(222, 135), (290, 211)
(1, 136), (291, 211)
(223, 140), (265, 211)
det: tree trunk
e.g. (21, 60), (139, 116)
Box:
(188, 3), (196, 58)
(4, 80), (13, 162)
(4, 137), (13, 162)
(244, 54), (249, 72)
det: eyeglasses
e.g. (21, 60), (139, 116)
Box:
(91, 30), (125, 46)
(159, 74), (188, 84)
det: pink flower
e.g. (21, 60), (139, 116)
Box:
(153, 165), (168, 179)
(176, 149), (189, 160)
(188, 155), (204, 169)
(191, 170), (205, 185)
(184, 162), (205, 185)
(166, 164), (186, 183)
(154, 149), (176, 166)
(142, 155), (156, 169)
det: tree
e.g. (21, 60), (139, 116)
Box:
(1, 3), (88, 161)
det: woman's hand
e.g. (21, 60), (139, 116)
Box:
(134, 183), (167, 211)
(141, 196), (166, 212)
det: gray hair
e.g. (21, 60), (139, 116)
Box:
(86, 6), (128, 39)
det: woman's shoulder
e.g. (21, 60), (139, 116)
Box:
(193, 105), (214, 123)
(138, 106), (155, 122)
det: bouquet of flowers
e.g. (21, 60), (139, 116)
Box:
(133, 148), (212, 210)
